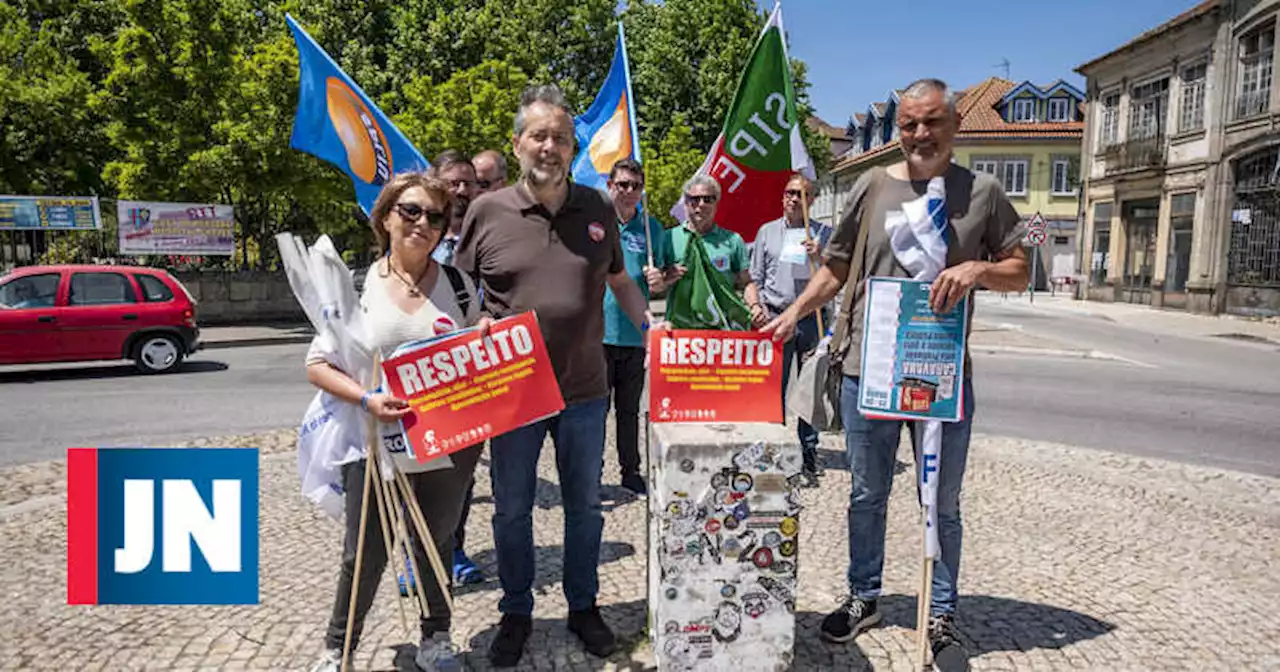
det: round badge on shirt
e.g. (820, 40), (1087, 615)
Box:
(588, 222), (605, 243)
(433, 315), (457, 335)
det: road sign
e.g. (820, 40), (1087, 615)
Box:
(1027, 229), (1048, 246)
(1027, 212), (1046, 233)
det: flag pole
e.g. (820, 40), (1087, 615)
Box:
(800, 193), (825, 336)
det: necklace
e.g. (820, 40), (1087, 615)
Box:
(386, 258), (426, 297)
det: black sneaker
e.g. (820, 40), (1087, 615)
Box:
(567, 606), (618, 657)
(620, 473), (648, 496)
(928, 614), (970, 672)
(820, 596), (881, 642)
(801, 470), (820, 488)
(488, 614), (532, 668)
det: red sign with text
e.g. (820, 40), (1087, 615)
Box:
(381, 311), (565, 462)
(648, 329), (783, 423)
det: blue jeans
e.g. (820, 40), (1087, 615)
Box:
(490, 396), (608, 615)
(840, 375), (975, 616)
(779, 313), (822, 472)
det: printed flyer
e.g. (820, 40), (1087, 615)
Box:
(857, 277), (968, 422)
(649, 329), (783, 423)
(381, 311), (564, 462)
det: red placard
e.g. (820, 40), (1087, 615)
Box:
(648, 329), (783, 423)
(381, 311), (565, 462)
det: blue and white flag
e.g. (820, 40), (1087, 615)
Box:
(285, 14), (429, 215)
(888, 177), (951, 560)
(571, 24), (641, 191)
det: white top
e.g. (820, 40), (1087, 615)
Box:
(307, 258), (480, 471)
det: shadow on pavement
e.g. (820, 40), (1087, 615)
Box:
(796, 593), (1114, 669)
(453, 540), (636, 599)
(0, 359), (228, 383)
(454, 598), (650, 672)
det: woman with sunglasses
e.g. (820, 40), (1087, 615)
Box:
(307, 172), (481, 672)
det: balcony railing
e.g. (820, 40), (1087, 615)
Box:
(1103, 135), (1166, 174)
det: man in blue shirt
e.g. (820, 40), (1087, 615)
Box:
(603, 158), (674, 495)
(749, 174), (831, 487)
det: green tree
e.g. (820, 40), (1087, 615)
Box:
(394, 59), (528, 163)
(640, 115), (705, 227)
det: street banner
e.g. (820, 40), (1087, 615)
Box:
(117, 201), (235, 255)
(380, 311), (564, 463)
(857, 277), (968, 422)
(670, 4), (813, 243)
(572, 23), (641, 191)
(648, 329), (783, 423)
(665, 230), (752, 330)
(0, 195), (101, 231)
(285, 14), (429, 216)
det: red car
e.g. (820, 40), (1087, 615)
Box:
(0, 264), (201, 373)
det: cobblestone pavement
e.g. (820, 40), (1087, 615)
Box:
(1, 422), (1277, 671)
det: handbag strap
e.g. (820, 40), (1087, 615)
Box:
(830, 167), (886, 362)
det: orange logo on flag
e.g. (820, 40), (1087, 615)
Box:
(588, 92), (633, 173)
(325, 78), (393, 185)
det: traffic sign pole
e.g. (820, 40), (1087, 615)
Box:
(1025, 212), (1047, 305)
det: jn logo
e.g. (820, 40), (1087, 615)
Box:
(67, 448), (259, 605)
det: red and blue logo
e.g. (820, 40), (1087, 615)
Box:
(67, 447), (259, 605)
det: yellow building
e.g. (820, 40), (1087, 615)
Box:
(813, 78), (1085, 286)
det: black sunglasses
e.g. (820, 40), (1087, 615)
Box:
(476, 179), (494, 189)
(394, 202), (448, 230)
(784, 189), (806, 199)
(611, 180), (643, 192)
(684, 194), (717, 205)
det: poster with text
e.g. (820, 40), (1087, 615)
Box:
(117, 200), (235, 255)
(380, 311), (564, 463)
(858, 277), (968, 422)
(649, 329), (783, 423)
(0, 195), (101, 230)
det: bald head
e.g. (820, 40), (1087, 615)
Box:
(473, 150), (509, 194)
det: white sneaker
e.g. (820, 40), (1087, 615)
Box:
(415, 632), (462, 671)
(309, 648), (342, 672)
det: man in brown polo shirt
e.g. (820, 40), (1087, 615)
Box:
(454, 84), (655, 668)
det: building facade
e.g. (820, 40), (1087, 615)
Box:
(815, 79), (1085, 287)
(1077, 0), (1280, 315)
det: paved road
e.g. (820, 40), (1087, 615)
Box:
(972, 295), (1280, 477)
(0, 344), (315, 467)
(2, 301), (1278, 476)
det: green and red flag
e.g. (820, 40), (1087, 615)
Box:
(671, 3), (813, 243)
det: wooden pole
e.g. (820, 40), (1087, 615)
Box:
(395, 470), (454, 614)
(340, 406), (378, 672)
(367, 445), (411, 636)
(384, 470), (433, 619)
(641, 191), (656, 271)
(916, 547), (935, 671)
(800, 194), (825, 336)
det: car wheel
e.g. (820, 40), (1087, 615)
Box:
(133, 334), (184, 374)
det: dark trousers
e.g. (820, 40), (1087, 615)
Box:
(324, 446), (481, 650)
(605, 344), (646, 479)
(779, 312), (823, 473)
(453, 477), (475, 553)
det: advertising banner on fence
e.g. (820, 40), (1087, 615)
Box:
(380, 311), (565, 463)
(858, 277), (968, 422)
(0, 195), (101, 231)
(648, 329), (783, 423)
(117, 201), (236, 255)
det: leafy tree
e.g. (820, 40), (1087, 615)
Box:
(640, 115), (705, 227)
(394, 59), (528, 164)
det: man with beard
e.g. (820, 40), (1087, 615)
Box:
(761, 78), (1028, 668)
(430, 150), (478, 266)
(454, 84), (659, 667)
(472, 150), (509, 194)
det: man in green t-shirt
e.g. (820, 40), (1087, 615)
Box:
(669, 174), (764, 327)
(602, 159), (675, 495)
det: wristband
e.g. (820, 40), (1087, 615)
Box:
(360, 391), (372, 412)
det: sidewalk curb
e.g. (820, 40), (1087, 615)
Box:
(972, 344), (1155, 367)
(200, 335), (315, 350)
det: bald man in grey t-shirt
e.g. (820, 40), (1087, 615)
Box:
(761, 78), (1029, 665)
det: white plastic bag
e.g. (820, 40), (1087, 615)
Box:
(297, 390), (365, 519)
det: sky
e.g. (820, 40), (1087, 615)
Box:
(757, 0), (1205, 127)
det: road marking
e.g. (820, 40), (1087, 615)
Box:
(973, 345), (1156, 368)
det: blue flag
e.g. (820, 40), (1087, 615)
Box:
(285, 15), (428, 215)
(571, 24), (641, 191)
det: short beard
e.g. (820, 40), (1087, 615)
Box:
(521, 160), (565, 188)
